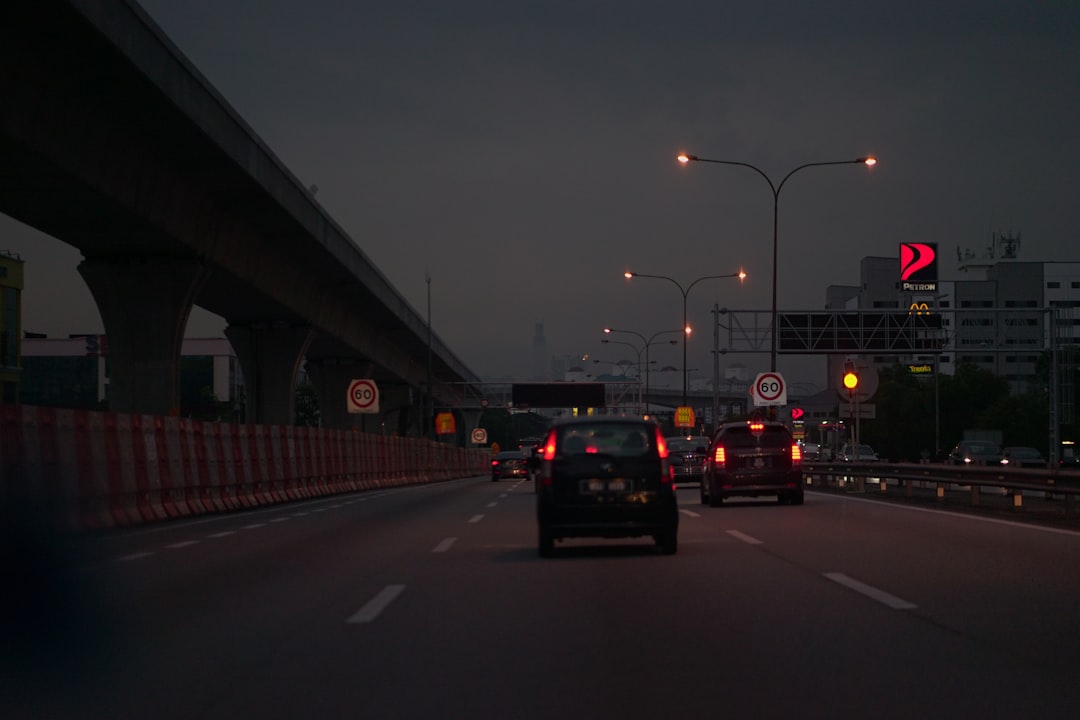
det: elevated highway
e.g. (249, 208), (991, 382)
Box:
(0, 1), (478, 432)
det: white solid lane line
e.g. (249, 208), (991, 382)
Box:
(726, 530), (764, 545)
(347, 585), (406, 624)
(824, 572), (918, 610)
(433, 537), (457, 553)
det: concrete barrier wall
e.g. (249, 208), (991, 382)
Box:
(0, 404), (488, 532)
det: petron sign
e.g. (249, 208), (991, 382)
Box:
(900, 242), (938, 292)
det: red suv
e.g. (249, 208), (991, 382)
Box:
(701, 420), (804, 506)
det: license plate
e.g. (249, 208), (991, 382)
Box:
(753, 457), (767, 469)
(582, 478), (631, 493)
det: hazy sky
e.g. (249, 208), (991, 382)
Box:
(5, 0), (1079, 390)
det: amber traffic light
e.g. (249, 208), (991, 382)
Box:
(842, 359), (859, 390)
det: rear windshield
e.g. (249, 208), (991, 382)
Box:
(964, 442), (1000, 455)
(667, 437), (709, 453)
(558, 423), (654, 457)
(718, 425), (792, 449)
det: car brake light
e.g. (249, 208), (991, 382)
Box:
(791, 444), (802, 465)
(713, 446), (726, 466)
(749, 421), (765, 434)
(655, 429), (669, 459)
(654, 428), (674, 484)
(491, 459), (499, 467)
(542, 431), (557, 461)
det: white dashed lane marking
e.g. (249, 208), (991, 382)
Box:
(726, 530), (764, 545)
(347, 585), (406, 624)
(468, 514), (484, 524)
(433, 537), (457, 553)
(167, 541), (199, 549)
(824, 573), (917, 610)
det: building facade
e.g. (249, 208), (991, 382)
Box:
(834, 249), (1080, 397)
(0, 251), (23, 403)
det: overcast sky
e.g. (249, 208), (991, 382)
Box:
(5, 0), (1079, 390)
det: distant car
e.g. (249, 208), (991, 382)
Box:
(839, 443), (879, 463)
(800, 442), (821, 460)
(491, 450), (528, 481)
(665, 435), (710, 487)
(949, 440), (1002, 466)
(1000, 446), (1047, 468)
(701, 420), (804, 506)
(535, 417), (678, 556)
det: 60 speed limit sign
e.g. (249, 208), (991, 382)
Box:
(347, 379), (380, 414)
(751, 372), (787, 407)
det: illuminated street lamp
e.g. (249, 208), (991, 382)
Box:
(677, 152), (877, 373)
(624, 270), (746, 406)
(603, 328), (681, 416)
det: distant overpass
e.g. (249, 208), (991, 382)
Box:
(0, 1), (479, 433)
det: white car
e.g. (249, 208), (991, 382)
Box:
(839, 443), (879, 462)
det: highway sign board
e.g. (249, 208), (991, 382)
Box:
(435, 412), (456, 435)
(751, 372), (787, 406)
(347, 379), (379, 414)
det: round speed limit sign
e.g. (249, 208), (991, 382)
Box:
(752, 372), (787, 406)
(347, 379), (379, 414)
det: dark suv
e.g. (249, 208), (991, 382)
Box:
(701, 420), (804, 506)
(666, 435), (710, 487)
(535, 417), (678, 556)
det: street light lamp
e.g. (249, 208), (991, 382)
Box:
(677, 152), (877, 373)
(603, 327), (681, 416)
(624, 270), (746, 406)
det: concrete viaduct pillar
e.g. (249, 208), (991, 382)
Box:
(226, 323), (314, 426)
(380, 385), (420, 437)
(77, 257), (208, 416)
(305, 358), (373, 431)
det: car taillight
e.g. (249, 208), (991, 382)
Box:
(749, 421), (765, 434)
(491, 459), (499, 467)
(540, 430), (557, 486)
(654, 429), (669, 459)
(654, 428), (674, 484)
(542, 430), (557, 461)
(791, 444), (802, 465)
(713, 446), (726, 466)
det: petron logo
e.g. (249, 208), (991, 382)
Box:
(900, 242), (938, 292)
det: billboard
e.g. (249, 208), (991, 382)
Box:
(900, 242), (938, 292)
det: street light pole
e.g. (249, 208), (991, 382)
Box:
(677, 153), (877, 373)
(624, 270), (745, 406)
(604, 328), (682, 415)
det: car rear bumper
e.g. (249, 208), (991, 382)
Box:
(709, 470), (803, 498)
(537, 497), (678, 539)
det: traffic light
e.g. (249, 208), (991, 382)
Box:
(842, 359), (859, 391)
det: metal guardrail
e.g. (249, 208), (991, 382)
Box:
(803, 461), (1080, 520)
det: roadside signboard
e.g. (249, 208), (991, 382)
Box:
(751, 372), (787, 407)
(435, 412), (456, 435)
(470, 428), (488, 444)
(674, 406), (695, 428)
(347, 379), (379, 414)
